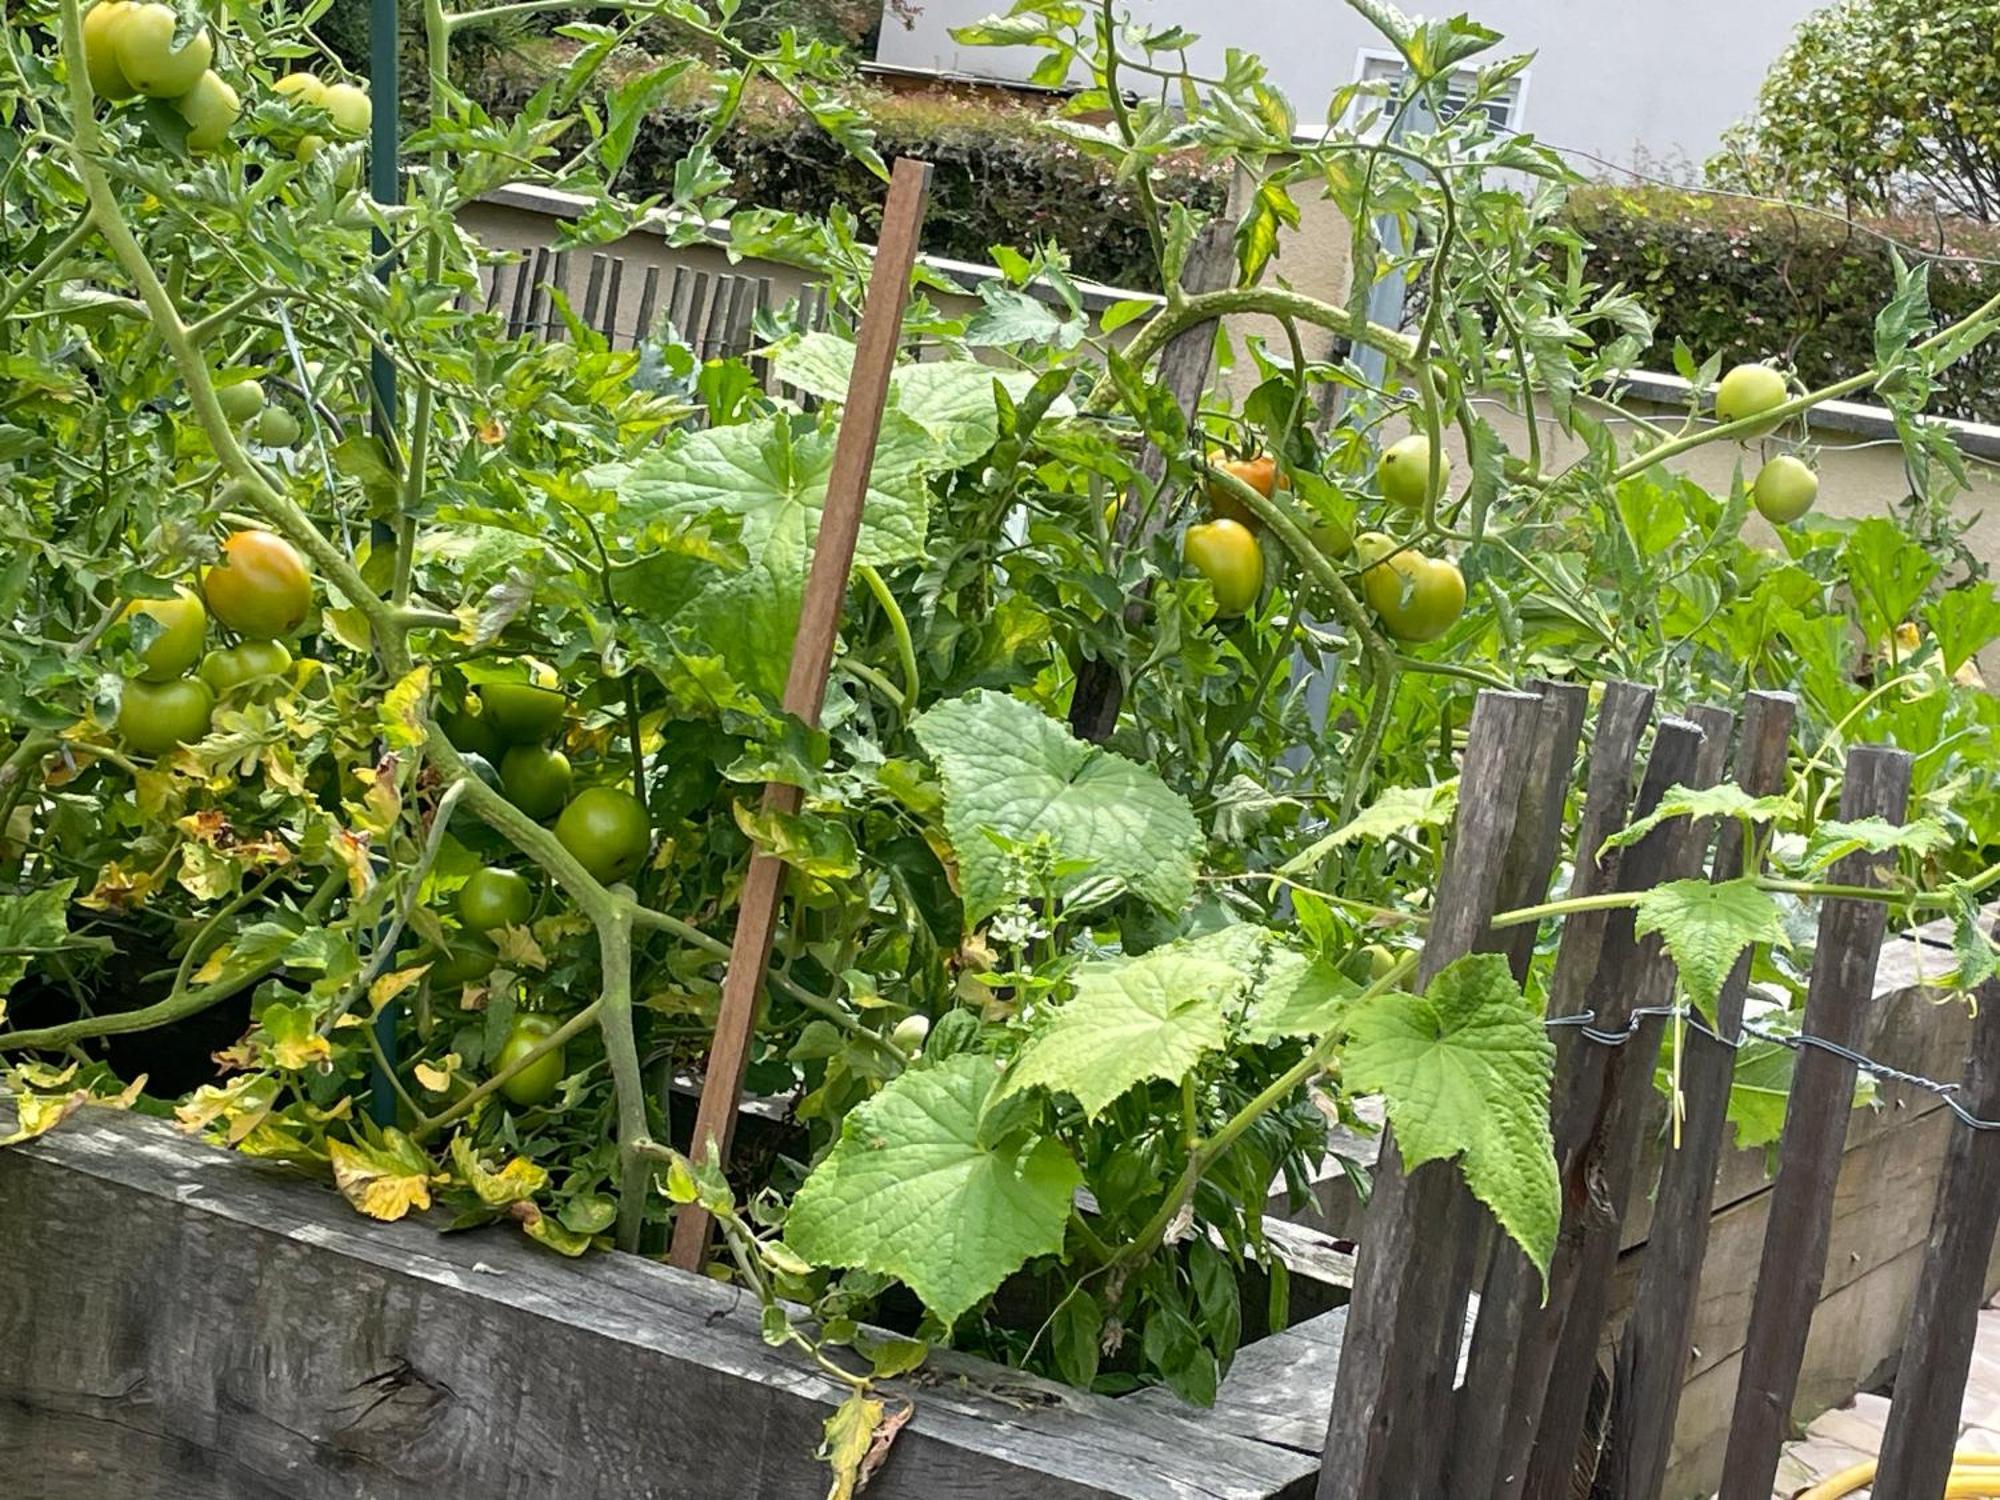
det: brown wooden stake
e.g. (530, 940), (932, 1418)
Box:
(1597, 691), (1796, 1500)
(1871, 917), (2000, 1500)
(1716, 744), (1913, 1499)
(1316, 688), (1545, 1500)
(669, 158), (933, 1272)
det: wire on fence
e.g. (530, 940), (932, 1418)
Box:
(1543, 1004), (2000, 1131)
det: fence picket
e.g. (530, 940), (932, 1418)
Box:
(1451, 680), (1657, 1499)
(1856, 918), (2000, 1498)
(1317, 688), (1547, 1500)
(1717, 744), (1915, 1499)
(1597, 690), (1797, 1500)
(1521, 716), (1723, 1500)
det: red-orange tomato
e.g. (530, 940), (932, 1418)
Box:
(203, 530), (313, 640)
(1206, 455), (1284, 529)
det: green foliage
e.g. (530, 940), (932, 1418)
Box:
(785, 1053), (1082, 1325)
(1709, 0), (2000, 224)
(1563, 186), (2000, 422)
(1343, 954), (1560, 1279)
(1633, 878), (1789, 1022)
(467, 49), (1227, 292)
(912, 690), (1201, 923)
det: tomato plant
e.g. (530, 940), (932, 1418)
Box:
(2, 0), (1999, 1485)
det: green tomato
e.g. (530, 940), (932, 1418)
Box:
(198, 639), (292, 695)
(1342, 944), (1397, 985)
(555, 786), (651, 885)
(82, 1), (138, 101)
(122, 586), (206, 682)
(426, 931), (496, 988)
(321, 81), (372, 135)
(495, 1013), (565, 1107)
(256, 405), (302, 448)
(1378, 434), (1447, 511)
(1714, 363), (1790, 436)
(272, 72), (328, 107)
(111, 2), (211, 98)
(1753, 454), (1819, 524)
(890, 1014), (931, 1057)
(459, 868), (535, 932)
(117, 676), (214, 756)
(501, 745), (573, 821)
(177, 68), (239, 152)
(478, 681), (568, 744)
(1182, 518), (1263, 618)
(440, 703), (504, 760)
(1355, 533), (1466, 643)
(215, 377), (265, 424)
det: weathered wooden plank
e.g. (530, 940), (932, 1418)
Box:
(670, 160), (935, 1271)
(1450, 680), (1655, 1500)
(1067, 221), (1233, 744)
(1521, 716), (1724, 1500)
(1599, 695), (1792, 1499)
(1317, 689), (1546, 1500)
(1717, 743), (1913, 1500)
(581, 252), (608, 331)
(1412, 678), (1588, 1494)
(0, 1107), (1320, 1500)
(634, 263), (663, 347)
(599, 256), (625, 344)
(1870, 922), (2000, 1500)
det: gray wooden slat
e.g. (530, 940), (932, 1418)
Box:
(505, 249), (539, 337)
(600, 257), (625, 345)
(633, 264), (662, 348)
(581, 253), (608, 332)
(1598, 691), (1797, 1500)
(1716, 743), (1915, 1500)
(544, 249), (570, 340)
(723, 276), (759, 359)
(1450, 680), (1657, 1498)
(1067, 222), (1233, 744)
(1521, 713), (1730, 1499)
(701, 274), (738, 360)
(1317, 688), (1547, 1500)
(482, 259), (507, 315)
(683, 270), (712, 351)
(1414, 678), (1589, 1495)
(1871, 920), (2000, 1499)
(521, 246), (553, 338)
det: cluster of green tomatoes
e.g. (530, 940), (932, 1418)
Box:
(80, 0), (369, 159)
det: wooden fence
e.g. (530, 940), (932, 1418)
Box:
(1315, 681), (2000, 1500)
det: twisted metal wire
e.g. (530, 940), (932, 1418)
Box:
(1542, 1003), (2000, 1131)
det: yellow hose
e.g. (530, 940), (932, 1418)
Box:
(1798, 1452), (2000, 1499)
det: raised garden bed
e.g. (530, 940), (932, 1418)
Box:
(0, 1101), (1343, 1500)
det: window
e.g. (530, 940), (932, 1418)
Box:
(1356, 52), (1525, 133)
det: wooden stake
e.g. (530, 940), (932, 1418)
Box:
(669, 158), (933, 1272)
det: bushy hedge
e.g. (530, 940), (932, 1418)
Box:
(472, 46), (1227, 293)
(1563, 186), (2000, 423)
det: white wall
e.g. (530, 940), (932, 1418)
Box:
(874, 0), (1826, 175)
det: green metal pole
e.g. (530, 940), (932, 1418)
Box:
(367, 0), (400, 1127)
